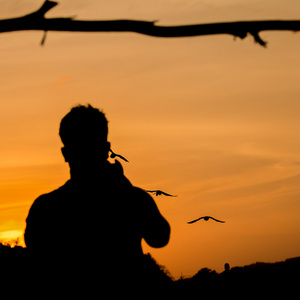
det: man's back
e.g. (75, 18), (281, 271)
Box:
(25, 161), (170, 283)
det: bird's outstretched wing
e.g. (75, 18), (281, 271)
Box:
(209, 217), (225, 223)
(187, 217), (204, 224)
(145, 190), (177, 197)
(158, 191), (177, 197)
(109, 149), (129, 162)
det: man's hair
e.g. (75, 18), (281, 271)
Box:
(59, 104), (108, 147)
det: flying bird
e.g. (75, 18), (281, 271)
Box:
(146, 190), (177, 197)
(109, 149), (129, 162)
(187, 216), (225, 224)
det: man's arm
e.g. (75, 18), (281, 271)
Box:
(24, 196), (48, 249)
(134, 188), (170, 248)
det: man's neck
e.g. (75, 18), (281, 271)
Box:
(69, 161), (110, 184)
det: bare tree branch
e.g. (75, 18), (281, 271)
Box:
(1, 0), (300, 47)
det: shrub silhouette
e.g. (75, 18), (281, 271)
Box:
(0, 242), (299, 297)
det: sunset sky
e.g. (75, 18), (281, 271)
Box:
(0, 0), (300, 278)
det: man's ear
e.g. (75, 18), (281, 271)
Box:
(61, 147), (69, 162)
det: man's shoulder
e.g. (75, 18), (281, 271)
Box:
(30, 181), (71, 209)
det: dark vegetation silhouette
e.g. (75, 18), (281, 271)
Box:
(1, 241), (299, 297)
(172, 257), (300, 297)
(0, 1), (300, 47)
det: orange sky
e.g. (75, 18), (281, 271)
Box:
(0, 0), (300, 278)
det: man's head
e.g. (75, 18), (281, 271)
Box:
(59, 104), (110, 168)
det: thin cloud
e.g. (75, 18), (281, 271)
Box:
(208, 174), (300, 201)
(54, 76), (71, 84)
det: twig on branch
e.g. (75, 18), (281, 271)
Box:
(0, 0), (299, 47)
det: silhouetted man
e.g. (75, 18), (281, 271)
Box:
(24, 104), (170, 293)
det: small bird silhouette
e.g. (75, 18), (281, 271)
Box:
(187, 216), (225, 224)
(146, 190), (177, 197)
(109, 149), (129, 162)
